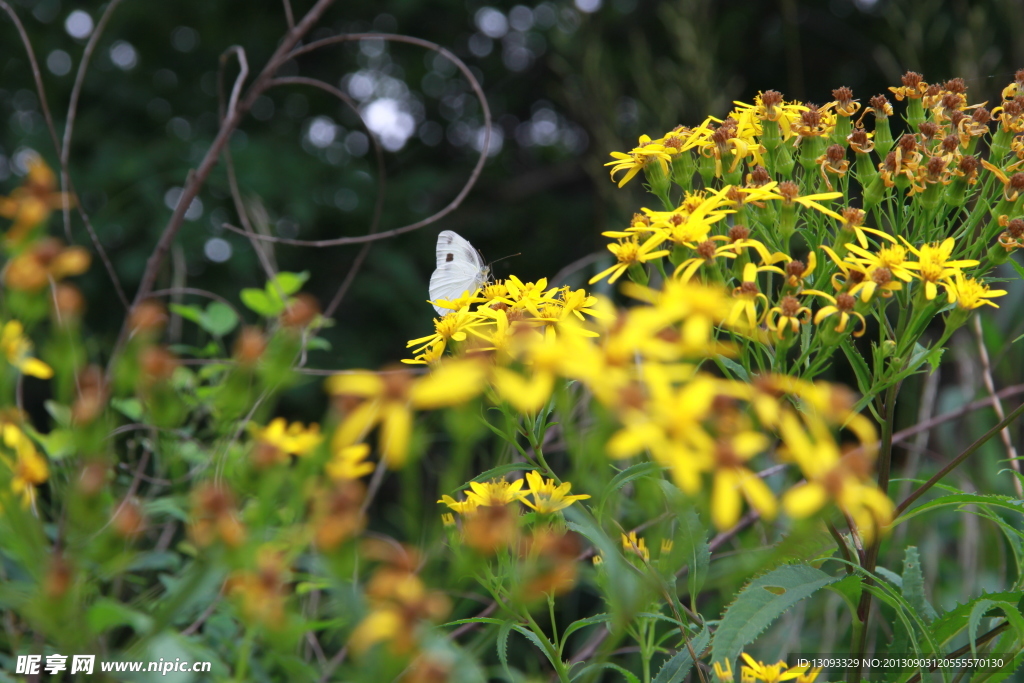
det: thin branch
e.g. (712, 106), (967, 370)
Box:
(61, 0), (124, 238)
(218, 32), (490, 248)
(264, 75), (388, 318)
(895, 399), (1024, 518)
(106, 0), (338, 380)
(0, 2), (62, 156)
(282, 0), (296, 30)
(972, 316), (1023, 496)
(149, 287), (244, 321)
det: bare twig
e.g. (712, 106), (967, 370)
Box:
(972, 316), (1023, 496)
(0, 2), (62, 156)
(219, 32), (491, 248)
(106, 0), (338, 380)
(59, 0), (131, 309)
(263, 75), (388, 318)
(282, 0), (296, 30)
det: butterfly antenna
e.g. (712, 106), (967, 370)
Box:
(488, 252), (521, 266)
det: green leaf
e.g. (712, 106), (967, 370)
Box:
(561, 613), (611, 644)
(841, 338), (872, 395)
(305, 336), (332, 352)
(110, 397), (143, 421)
(273, 271), (310, 296)
(168, 303), (204, 326)
(573, 662), (641, 683)
(652, 624), (710, 683)
(240, 288), (280, 317)
(656, 480), (710, 599)
(968, 599), (1024, 657)
(598, 461), (667, 519)
(200, 302), (238, 337)
(87, 598), (154, 634)
(715, 355), (750, 382)
(893, 493), (1024, 527)
(902, 546), (938, 624)
(497, 620), (514, 681)
(710, 563), (839, 671)
(35, 428), (76, 459)
(44, 400), (72, 428)
(510, 624), (557, 668)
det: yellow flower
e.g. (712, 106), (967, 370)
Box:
(779, 412), (893, 544)
(842, 242), (913, 301)
(405, 306), (489, 358)
(605, 135), (673, 187)
(802, 290), (866, 337)
(249, 417), (322, 464)
(1, 424), (48, 507)
(708, 430), (777, 530)
(349, 565), (450, 655)
(327, 359), (486, 468)
(727, 262), (783, 330)
(1, 321), (53, 379)
(0, 156), (75, 243)
(326, 441), (375, 480)
(521, 470), (590, 514)
(621, 531), (650, 561)
(588, 235), (671, 285)
(739, 654), (802, 683)
(765, 295), (812, 340)
(945, 272), (1006, 309)
(438, 477), (528, 514)
(3, 238), (90, 292)
(899, 237), (979, 300)
(713, 658), (735, 682)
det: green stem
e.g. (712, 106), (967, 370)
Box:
(233, 625), (256, 683)
(848, 379), (898, 683)
(525, 610), (571, 683)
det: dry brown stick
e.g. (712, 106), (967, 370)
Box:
(0, 2), (62, 157)
(262, 75), (388, 319)
(972, 316), (1023, 496)
(281, 0), (296, 30)
(219, 32), (491, 248)
(105, 0), (338, 380)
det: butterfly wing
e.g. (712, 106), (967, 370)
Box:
(435, 230), (485, 270)
(430, 231), (489, 315)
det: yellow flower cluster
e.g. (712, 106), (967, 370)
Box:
(395, 265), (890, 537)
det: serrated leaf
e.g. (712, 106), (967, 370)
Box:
(841, 339), (872, 395)
(894, 493), (1024, 527)
(200, 302), (238, 337)
(598, 462), (667, 519)
(497, 620), (514, 681)
(652, 624), (710, 683)
(561, 613), (611, 643)
(510, 624), (556, 668)
(968, 599), (1024, 657)
(902, 546), (938, 623)
(573, 662), (641, 683)
(710, 563), (839, 671)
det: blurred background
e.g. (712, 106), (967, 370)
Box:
(3, 0), (1024, 417)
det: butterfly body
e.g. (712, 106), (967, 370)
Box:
(429, 230), (489, 315)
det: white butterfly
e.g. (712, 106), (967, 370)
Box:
(429, 230), (490, 315)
